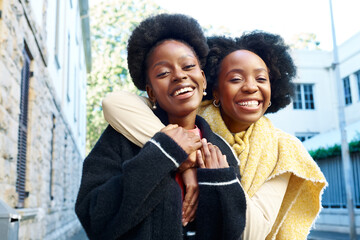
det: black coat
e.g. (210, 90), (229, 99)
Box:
(75, 115), (246, 240)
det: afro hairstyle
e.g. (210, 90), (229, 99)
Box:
(127, 13), (209, 91)
(204, 31), (297, 114)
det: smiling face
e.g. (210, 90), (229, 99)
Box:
(146, 40), (206, 125)
(214, 50), (271, 133)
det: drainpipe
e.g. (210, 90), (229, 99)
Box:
(329, 0), (356, 238)
(79, 0), (92, 73)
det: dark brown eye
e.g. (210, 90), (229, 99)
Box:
(156, 71), (169, 77)
(184, 64), (195, 70)
(230, 77), (241, 82)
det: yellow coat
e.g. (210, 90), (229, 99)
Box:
(199, 101), (327, 240)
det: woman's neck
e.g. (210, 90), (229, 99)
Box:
(168, 111), (197, 130)
(220, 108), (251, 133)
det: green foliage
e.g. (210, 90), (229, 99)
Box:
(309, 139), (360, 160)
(309, 145), (341, 159)
(86, 0), (163, 153)
(289, 33), (321, 50)
(203, 24), (233, 37)
(350, 140), (360, 152)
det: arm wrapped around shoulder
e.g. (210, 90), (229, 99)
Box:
(102, 90), (164, 147)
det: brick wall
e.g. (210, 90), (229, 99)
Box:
(0, 0), (84, 239)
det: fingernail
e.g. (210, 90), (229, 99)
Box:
(183, 221), (188, 227)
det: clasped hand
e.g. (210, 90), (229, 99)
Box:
(161, 124), (229, 226)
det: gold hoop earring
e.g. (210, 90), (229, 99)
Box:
(213, 99), (220, 108)
(268, 101), (272, 107)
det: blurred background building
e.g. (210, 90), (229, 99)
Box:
(268, 31), (360, 234)
(0, 0), (90, 239)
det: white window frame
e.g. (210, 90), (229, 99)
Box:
(293, 84), (315, 110)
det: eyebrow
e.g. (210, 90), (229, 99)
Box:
(225, 67), (268, 76)
(152, 61), (167, 69)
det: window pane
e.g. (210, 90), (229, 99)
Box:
(295, 132), (318, 142)
(296, 136), (306, 142)
(304, 84), (315, 109)
(293, 84), (302, 109)
(16, 47), (31, 208)
(356, 71), (360, 101)
(343, 77), (352, 105)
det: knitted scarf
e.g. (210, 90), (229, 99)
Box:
(198, 101), (327, 240)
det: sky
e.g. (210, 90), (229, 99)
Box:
(152, 0), (360, 51)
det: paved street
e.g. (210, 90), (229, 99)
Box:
(68, 228), (88, 240)
(308, 230), (360, 240)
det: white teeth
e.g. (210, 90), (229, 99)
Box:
(238, 100), (259, 107)
(173, 87), (193, 96)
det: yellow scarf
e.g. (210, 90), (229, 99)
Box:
(199, 100), (327, 240)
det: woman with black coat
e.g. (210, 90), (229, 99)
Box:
(75, 13), (246, 240)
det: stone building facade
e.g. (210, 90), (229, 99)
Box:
(0, 0), (90, 239)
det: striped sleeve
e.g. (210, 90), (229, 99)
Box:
(196, 167), (246, 240)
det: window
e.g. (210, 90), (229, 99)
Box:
(67, 33), (71, 102)
(49, 115), (56, 201)
(75, 3), (79, 45)
(343, 77), (352, 105)
(295, 132), (318, 142)
(16, 46), (32, 208)
(293, 85), (302, 109)
(54, 0), (61, 69)
(74, 67), (77, 123)
(63, 134), (68, 202)
(356, 71), (360, 101)
(293, 84), (315, 110)
(77, 87), (81, 136)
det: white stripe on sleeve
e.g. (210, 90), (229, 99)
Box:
(149, 139), (180, 168)
(198, 178), (240, 186)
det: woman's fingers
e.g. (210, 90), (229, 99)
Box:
(160, 124), (178, 132)
(187, 200), (198, 224)
(197, 150), (205, 168)
(178, 152), (197, 173)
(216, 145), (229, 168)
(201, 138), (211, 162)
(200, 139), (229, 169)
(163, 126), (202, 155)
(208, 143), (218, 168)
(181, 168), (199, 226)
(223, 155), (228, 167)
(182, 195), (199, 226)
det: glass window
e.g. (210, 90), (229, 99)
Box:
(16, 47), (32, 208)
(293, 85), (302, 109)
(304, 84), (315, 109)
(343, 77), (352, 105)
(295, 132), (318, 142)
(356, 71), (360, 101)
(293, 84), (315, 110)
(54, 0), (61, 69)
